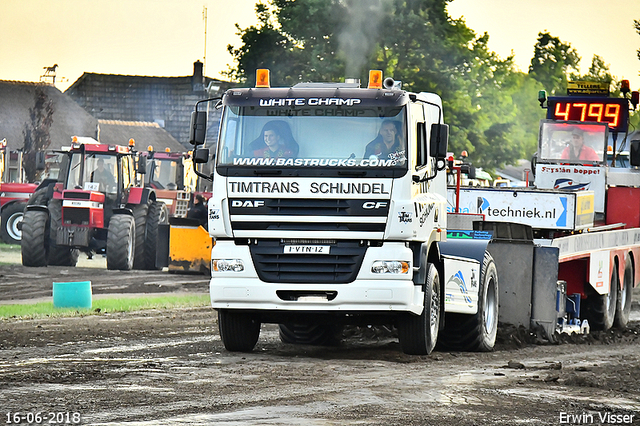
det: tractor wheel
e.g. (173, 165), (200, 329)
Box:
(584, 263), (618, 331)
(21, 209), (49, 267)
(106, 214), (135, 271)
(143, 201), (163, 270)
(397, 262), (441, 355)
(132, 204), (148, 270)
(1, 202), (26, 244)
(26, 187), (49, 206)
(614, 257), (633, 329)
(278, 323), (343, 346)
(46, 199), (79, 267)
(439, 252), (499, 352)
(218, 309), (261, 352)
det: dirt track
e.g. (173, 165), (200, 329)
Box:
(0, 262), (639, 425)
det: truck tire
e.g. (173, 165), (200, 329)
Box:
(218, 309), (261, 352)
(614, 258), (634, 329)
(132, 204), (148, 270)
(143, 201), (162, 270)
(106, 214), (135, 271)
(397, 262), (440, 355)
(584, 264), (618, 331)
(439, 252), (499, 352)
(21, 209), (49, 267)
(1, 202), (26, 244)
(47, 199), (79, 267)
(278, 323), (343, 346)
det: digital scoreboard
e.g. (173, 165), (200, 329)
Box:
(546, 96), (629, 133)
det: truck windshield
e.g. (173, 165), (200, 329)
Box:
(538, 120), (608, 165)
(216, 105), (407, 175)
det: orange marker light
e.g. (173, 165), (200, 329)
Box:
(621, 80), (630, 94)
(368, 70), (383, 89)
(165, 147), (171, 153)
(129, 138), (135, 147)
(147, 145), (153, 152)
(256, 69), (270, 88)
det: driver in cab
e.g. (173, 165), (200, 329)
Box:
(364, 120), (406, 164)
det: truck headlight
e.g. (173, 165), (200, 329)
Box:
(212, 259), (244, 272)
(371, 260), (410, 274)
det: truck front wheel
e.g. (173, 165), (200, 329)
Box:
(439, 252), (499, 352)
(218, 309), (261, 352)
(397, 262), (440, 355)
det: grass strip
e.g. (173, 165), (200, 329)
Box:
(0, 294), (210, 320)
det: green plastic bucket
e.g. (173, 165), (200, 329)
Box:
(53, 281), (92, 309)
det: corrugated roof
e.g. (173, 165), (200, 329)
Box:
(98, 120), (185, 152)
(0, 80), (98, 151)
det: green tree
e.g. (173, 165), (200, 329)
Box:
(529, 32), (580, 95)
(226, 0), (549, 170)
(22, 87), (53, 182)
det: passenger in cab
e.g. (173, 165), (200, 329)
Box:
(364, 120), (406, 164)
(251, 121), (299, 159)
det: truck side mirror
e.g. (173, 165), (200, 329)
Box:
(194, 148), (210, 164)
(430, 123), (449, 160)
(189, 111), (208, 146)
(630, 140), (640, 167)
(137, 158), (147, 174)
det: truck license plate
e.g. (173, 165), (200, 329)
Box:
(283, 245), (331, 254)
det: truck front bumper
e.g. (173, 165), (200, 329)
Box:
(209, 241), (424, 315)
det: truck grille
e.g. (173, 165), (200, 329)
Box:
(229, 198), (388, 233)
(248, 240), (367, 283)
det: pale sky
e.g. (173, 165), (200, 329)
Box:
(0, 0), (638, 92)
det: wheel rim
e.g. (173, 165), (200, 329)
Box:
(483, 276), (497, 333)
(429, 279), (439, 336)
(6, 212), (23, 241)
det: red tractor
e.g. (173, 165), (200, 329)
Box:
(140, 148), (196, 222)
(20, 139), (163, 270)
(0, 139), (39, 244)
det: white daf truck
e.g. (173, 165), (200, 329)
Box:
(189, 70), (499, 355)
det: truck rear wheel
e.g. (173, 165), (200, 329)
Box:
(278, 323), (343, 346)
(584, 264), (618, 331)
(439, 252), (499, 352)
(47, 199), (79, 267)
(397, 262), (440, 355)
(1, 202), (26, 244)
(107, 214), (135, 271)
(21, 209), (49, 267)
(614, 258), (634, 329)
(218, 309), (261, 352)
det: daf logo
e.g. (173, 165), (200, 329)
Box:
(362, 201), (388, 209)
(232, 200), (265, 208)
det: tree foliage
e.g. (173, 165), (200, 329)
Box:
(225, 1), (603, 171)
(529, 32), (580, 95)
(22, 88), (54, 182)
